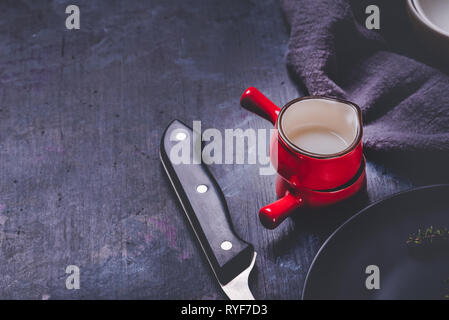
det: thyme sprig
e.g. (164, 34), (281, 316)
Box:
(406, 227), (449, 299)
(407, 226), (449, 247)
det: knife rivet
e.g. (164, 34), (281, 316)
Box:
(221, 241), (232, 251)
(175, 132), (187, 141)
(196, 184), (208, 193)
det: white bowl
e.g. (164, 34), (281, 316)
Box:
(407, 0), (449, 60)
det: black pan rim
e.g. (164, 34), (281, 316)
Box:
(301, 183), (449, 300)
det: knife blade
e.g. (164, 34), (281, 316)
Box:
(160, 120), (256, 300)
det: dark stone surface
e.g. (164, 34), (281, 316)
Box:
(0, 0), (412, 299)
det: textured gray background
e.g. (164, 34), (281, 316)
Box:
(0, 0), (412, 299)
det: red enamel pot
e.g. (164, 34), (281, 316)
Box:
(260, 158), (367, 229)
(240, 87), (366, 229)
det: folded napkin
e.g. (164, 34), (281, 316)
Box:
(280, 0), (449, 183)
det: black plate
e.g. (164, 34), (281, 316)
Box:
(303, 185), (449, 300)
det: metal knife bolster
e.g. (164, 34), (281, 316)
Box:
(160, 120), (255, 286)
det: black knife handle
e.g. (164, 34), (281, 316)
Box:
(160, 120), (254, 285)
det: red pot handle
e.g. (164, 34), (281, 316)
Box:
(240, 87), (280, 125)
(259, 193), (304, 229)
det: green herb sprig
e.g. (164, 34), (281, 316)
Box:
(407, 226), (449, 247)
(407, 227), (449, 299)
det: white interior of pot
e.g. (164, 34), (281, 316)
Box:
(414, 0), (449, 36)
(280, 98), (360, 156)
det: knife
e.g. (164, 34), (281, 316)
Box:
(160, 120), (257, 300)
